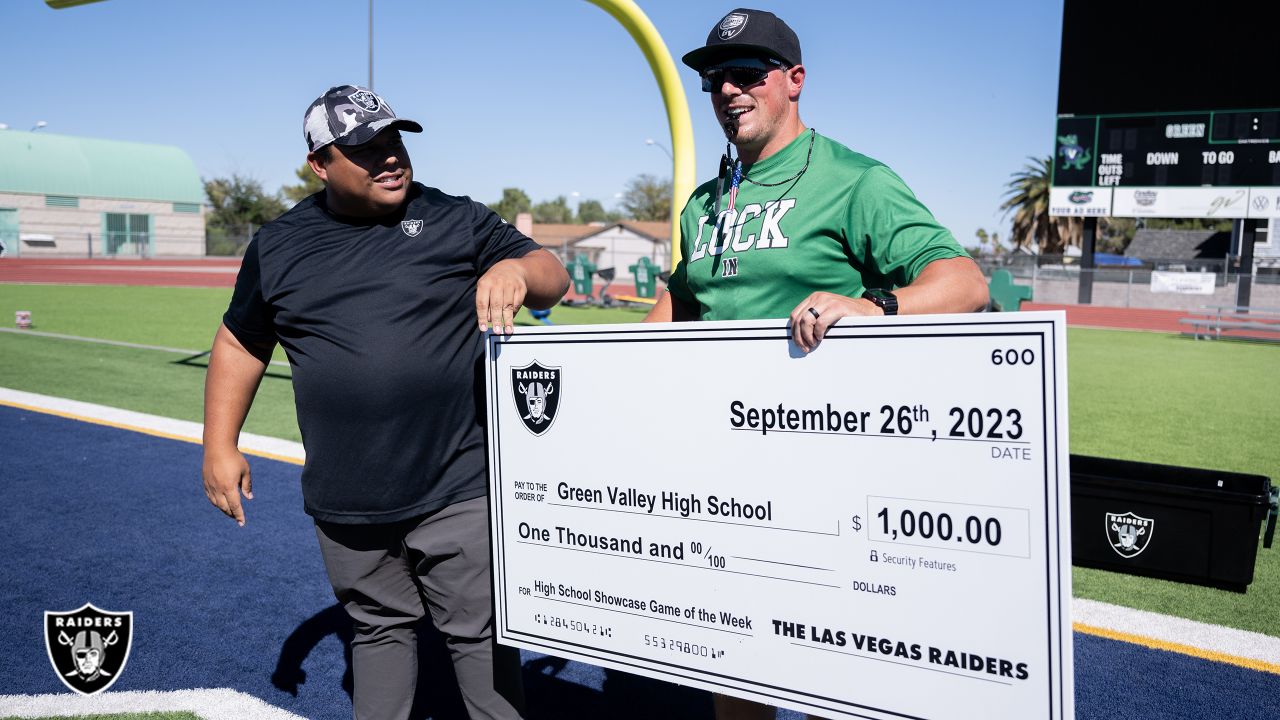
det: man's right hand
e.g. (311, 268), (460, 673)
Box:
(203, 323), (272, 528)
(203, 447), (254, 526)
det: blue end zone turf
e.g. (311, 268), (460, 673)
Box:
(0, 404), (1277, 719)
(0, 404), (355, 717)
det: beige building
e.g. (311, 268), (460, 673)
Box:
(0, 130), (205, 257)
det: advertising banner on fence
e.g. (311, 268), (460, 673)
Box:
(1150, 271), (1216, 294)
(485, 313), (1072, 720)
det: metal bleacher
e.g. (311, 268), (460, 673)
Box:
(1179, 305), (1280, 342)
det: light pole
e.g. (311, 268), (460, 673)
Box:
(644, 138), (672, 160)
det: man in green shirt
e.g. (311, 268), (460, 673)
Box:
(645, 7), (988, 356)
(644, 8), (990, 719)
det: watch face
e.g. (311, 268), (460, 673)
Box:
(864, 289), (897, 315)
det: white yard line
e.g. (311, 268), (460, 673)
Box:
(1073, 597), (1280, 668)
(0, 387), (303, 463)
(0, 327), (290, 368)
(0, 688), (306, 719)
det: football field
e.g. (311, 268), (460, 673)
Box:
(0, 281), (1277, 719)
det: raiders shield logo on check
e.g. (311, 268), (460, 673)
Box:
(511, 360), (561, 436)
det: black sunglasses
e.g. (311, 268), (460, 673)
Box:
(701, 66), (773, 93)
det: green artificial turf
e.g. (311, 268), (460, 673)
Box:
(1067, 327), (1279, 475)
(2, 284), (1276, 636)
(516, 303), (652, 326)
(0, 284), (232, 350)
(0, 285), (649, 445)
(0, 332), (299, 442)
(0, 283), (648, 346)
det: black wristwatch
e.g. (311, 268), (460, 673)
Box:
(862, 288), (899, 316)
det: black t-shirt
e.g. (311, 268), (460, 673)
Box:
(223, 182), (540, 524)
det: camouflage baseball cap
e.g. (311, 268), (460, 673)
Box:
(303, 85), (423, 153)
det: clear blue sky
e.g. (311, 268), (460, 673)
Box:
(2, 0), (1063, 245)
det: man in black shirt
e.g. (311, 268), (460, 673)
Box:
(202, 85), (568, 720)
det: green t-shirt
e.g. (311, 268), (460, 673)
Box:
(666, 130), (968, 321)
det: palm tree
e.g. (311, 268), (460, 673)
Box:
(1000, 156), (1081, 254)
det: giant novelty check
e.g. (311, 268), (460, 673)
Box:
(485, 312), (1072, 720)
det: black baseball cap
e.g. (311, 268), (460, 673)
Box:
(302, 85), (423, 153)
(682, 8), (802, 72)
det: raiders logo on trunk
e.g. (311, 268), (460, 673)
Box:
(1106, 511), (1154, 558)
(511, 361), (561, 436)
(44, 603), (133, 695)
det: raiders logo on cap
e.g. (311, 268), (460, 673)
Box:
(348, 89), (381, 113)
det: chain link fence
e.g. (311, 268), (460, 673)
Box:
(0, 230), (250, 258)
(204, 226), (254, 257)
(976, 254), (1280, 310)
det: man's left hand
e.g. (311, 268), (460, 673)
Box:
(789, 291), (881, 353)
(477, 259), (529, 335)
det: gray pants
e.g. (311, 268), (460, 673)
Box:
(315, 496), (523, 720)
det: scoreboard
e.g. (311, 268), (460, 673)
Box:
(1051, 109), (1280, 219)
(1049, 2), (1279, 220)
